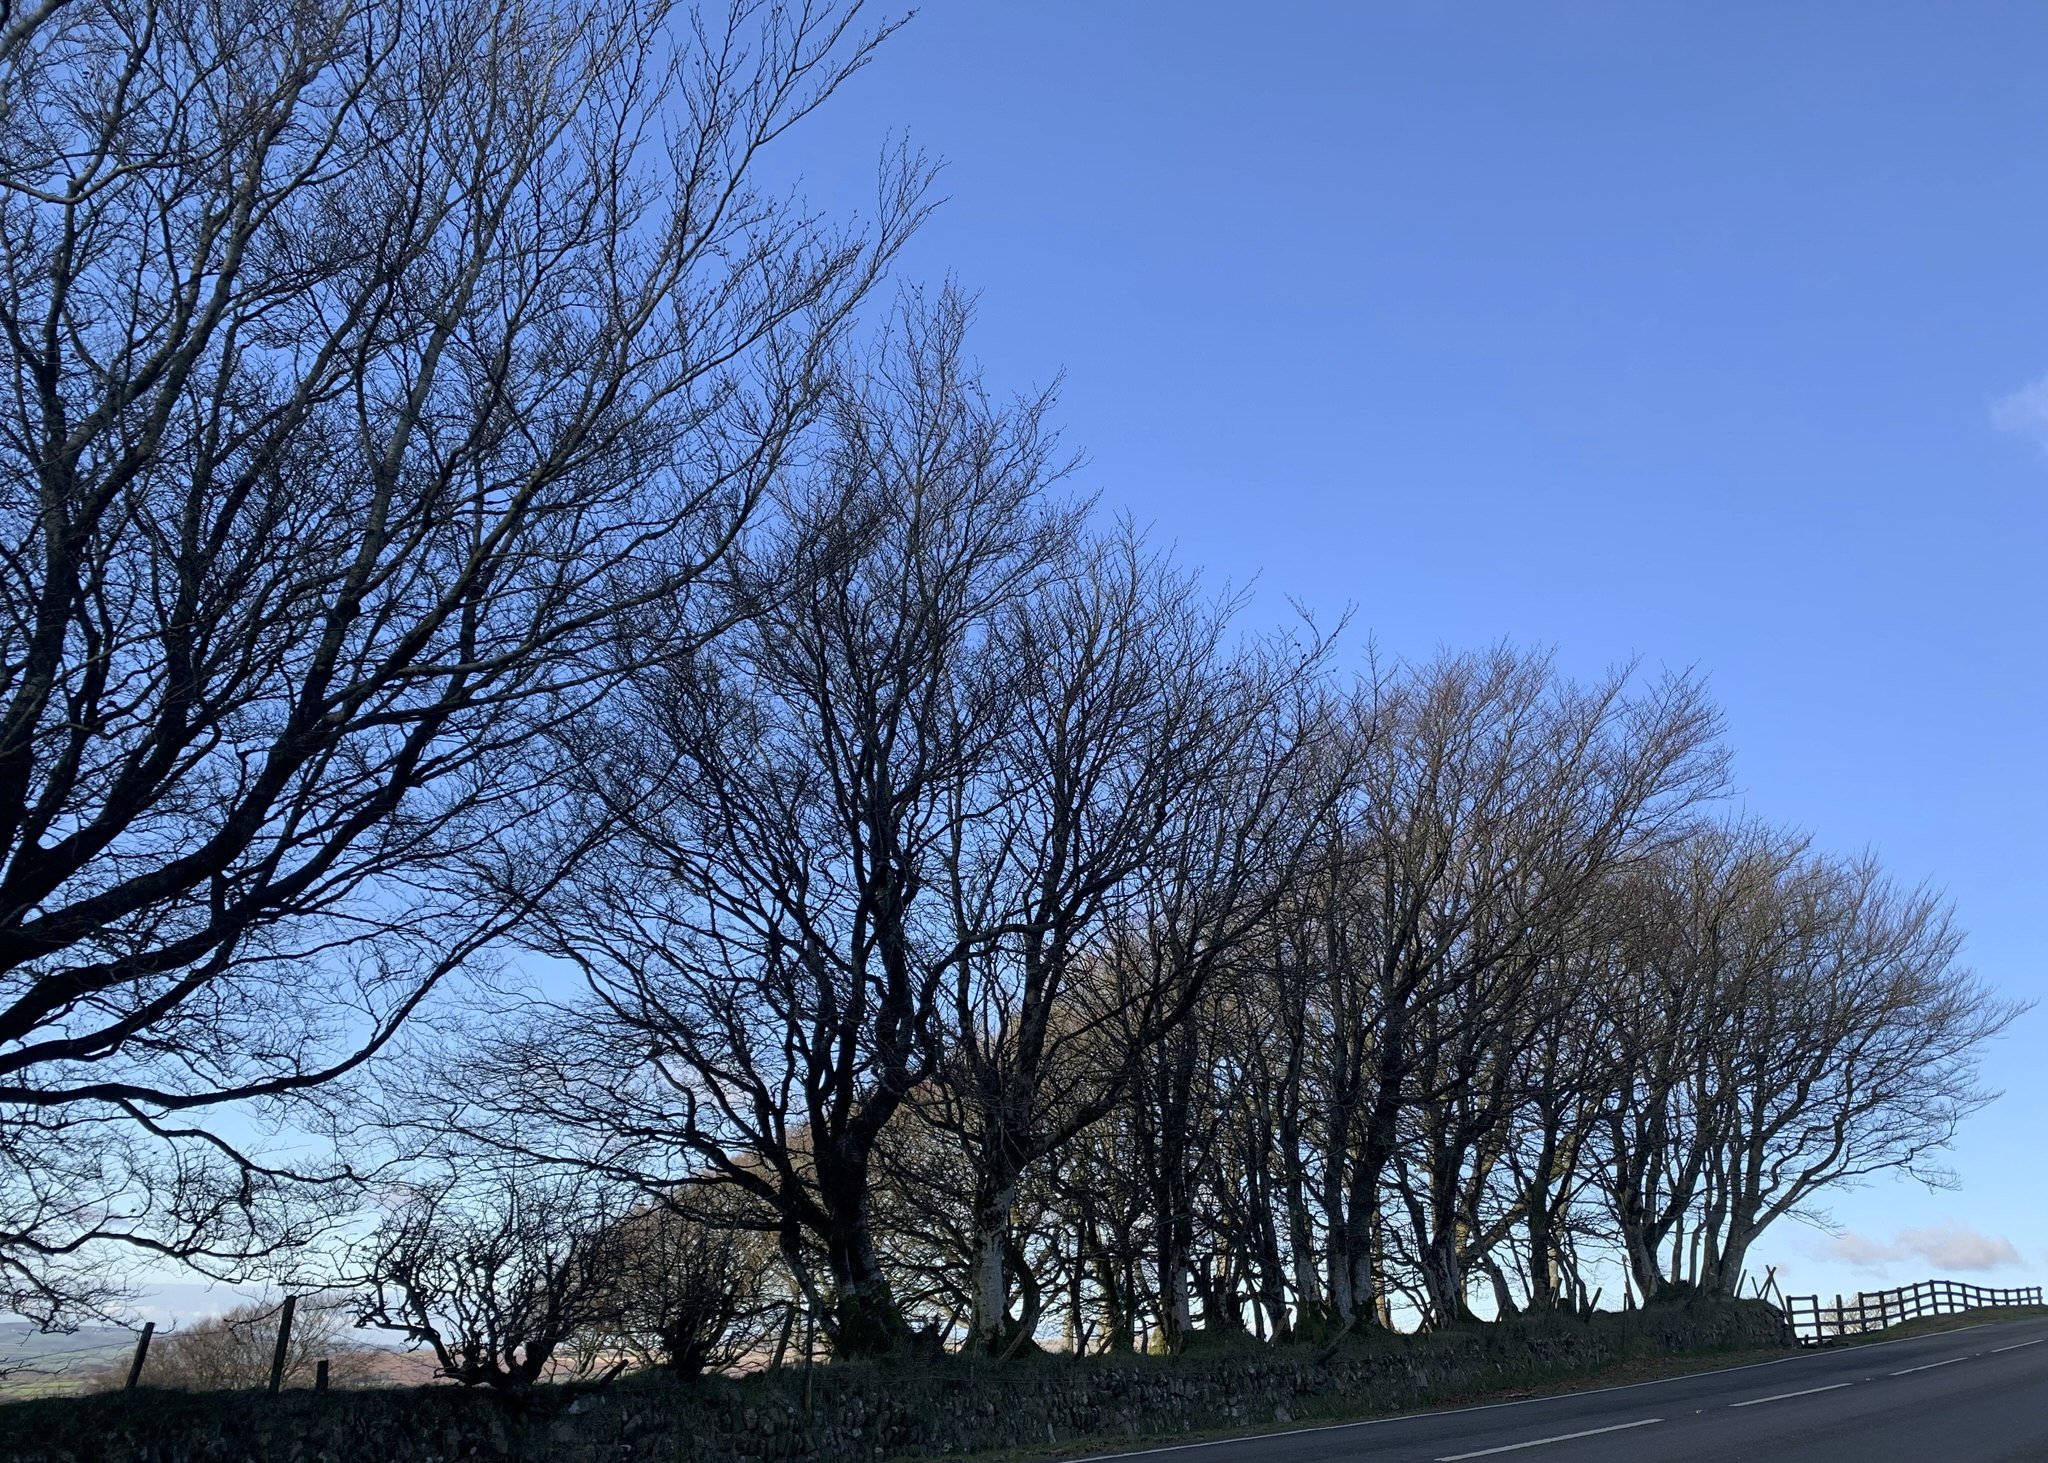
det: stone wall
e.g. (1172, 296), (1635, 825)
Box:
(0, 1301), (1789, 1463)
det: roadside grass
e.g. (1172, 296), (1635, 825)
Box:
(1827, 1305), (2048, 1346)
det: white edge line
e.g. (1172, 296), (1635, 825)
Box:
(1057, 1321), (2047, 1463)
(1729, 1381), (1854, 1408)
(1890, 1357), (1965, 1376)
(1993, 1339), (2045, 1354)
(1434, 1417), (1663, 1461)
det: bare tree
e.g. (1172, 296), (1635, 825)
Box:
(1042, 1080), (1152, 1352)
(1601, 828), (2023, 1300)
(1308, 649), (1725, 1333)
(1494, 934), (1613, 1314)
(1213, 898), (1327, 1341)
(1597, 826), (1785, 1302)
(0, 0), (924, 1327)
(358, 1168), (633, 1392)
(922, 533), (1339, 1352)
(602, 1200), (783, 1378)
(461, 291), (1074, 1356)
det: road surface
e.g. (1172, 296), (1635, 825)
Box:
(1074, 1316), (2048, 1463)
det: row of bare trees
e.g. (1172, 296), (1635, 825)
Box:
(0, 0), (2018, 1388)
(355, 310), (2015, 1368)
(975, 812), (2003, 1349)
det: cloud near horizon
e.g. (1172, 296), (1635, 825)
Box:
(1990, 374), (2048, 450)
(1819, 1219), (2025, 1275)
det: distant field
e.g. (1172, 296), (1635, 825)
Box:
(0, 1324), (133, 1398)
(0, 1322), (438, 1399)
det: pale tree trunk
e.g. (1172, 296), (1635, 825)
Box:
(1155, 1191), (1197, 1348)
(968, 1181), (1019, 1348)
(1419, 1233), (1466, 1327)
(1321, 1154), (1356, 1327)
(1525, 1201), (1558, 1310)
(1621, 1215), (1668, 1305)
(1286, 1156), (1325, 1328)
(1483, 1256), (1518, 1318)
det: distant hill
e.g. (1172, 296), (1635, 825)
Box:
(0, 1321), (438, 1399)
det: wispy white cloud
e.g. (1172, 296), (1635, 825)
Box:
(1818, 1219), (2024, 1275)
(1990, 374), (2048, 451)
(1898, 1221), (2026, 1273)
(1823, 1231), (1903, 1271)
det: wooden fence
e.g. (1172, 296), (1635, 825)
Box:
(1781, 1277), (2043, 1344)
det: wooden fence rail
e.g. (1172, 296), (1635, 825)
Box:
(1781, 1277), (2043, 1345)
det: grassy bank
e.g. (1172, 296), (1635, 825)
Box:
(1828, 1304), (2048, 1346)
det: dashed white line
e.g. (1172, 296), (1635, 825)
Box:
(1434, 1418), (1664, 1460)
(1993, 1339), (2045, 1354)
(1059, 1325), (2048, 1463)
(1891, 1357), (1965, 1376)
(1729, 1382), (1853, 1408)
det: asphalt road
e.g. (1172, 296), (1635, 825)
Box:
(1075, 1316), (2048, 1463)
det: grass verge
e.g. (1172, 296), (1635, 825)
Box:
(1826, 1304), (2048, 1346)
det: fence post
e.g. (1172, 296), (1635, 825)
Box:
(315, 1358), (329, 1392)
(267, 1295), (296, 1395)
(802, 1304), (816, 1417)
(124, 1322), (155, 1390)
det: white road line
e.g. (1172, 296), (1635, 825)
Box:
(1729, 1382), (1853, 1408)
(1058, 1322), (2048, 1463)
(1890, 1357), (1965, 1376)
(1434, 1418), (1664, 1461)
(1993, 1339), (2045, 1354)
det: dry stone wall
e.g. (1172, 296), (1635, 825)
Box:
(0, 1301), (1789, 1463)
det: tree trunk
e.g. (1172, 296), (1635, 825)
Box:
(1156, 1212), (1195, 1349)
(1483, 1255), (1519, 1318)
(1419, 1231), (1467, 1328)
(818, 1149), (910, 1355)
(968, 1179), (1018, 1350)
(1525, 1202), (1557, 1310)
(1322, 1155), (1356, 1328)
(1619, 1214), (1669, 1305)
(1087, 1216), (1133, 1352)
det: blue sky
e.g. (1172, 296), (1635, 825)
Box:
(766, 0), (2048, 1305)
(109, 3), (2045, 1331)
